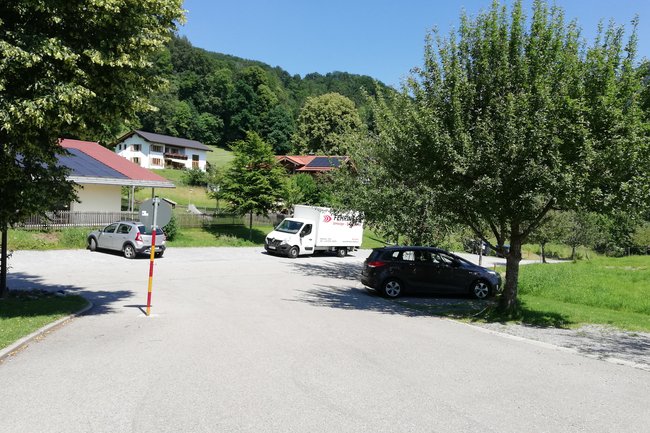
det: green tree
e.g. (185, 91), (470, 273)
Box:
(528, 211), (571, 263)
(357, 0), (648, 312)
(563, 212), (603, 260)
(294, 93), (363, 154)
(631, 221), (650, 255)
(221, 132), (286, 239)
(330, 133), (456, 246)
(0, 0), (184, 297)
(282, 173), (323, 210)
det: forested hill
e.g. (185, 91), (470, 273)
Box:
(136, 35), (392, 154)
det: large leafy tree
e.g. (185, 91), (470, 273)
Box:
(293, 93), (363, 154)
(330, 134), (458, 246)
(221, 132), (286, 239)
(0, 0), (184, 296)
(354, 0), (649, 312)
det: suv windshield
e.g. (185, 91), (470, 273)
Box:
(275, 219), (303, 234)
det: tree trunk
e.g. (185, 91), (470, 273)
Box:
(540, 242), (546, 263)
(499, 236), (522, 313)
(248, 211), (253, 241)
(1, 226), (8, 298)
(571, 245), (576, 261)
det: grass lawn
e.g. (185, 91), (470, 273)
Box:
(8, 228), (89, 251)
(480, 255), (650, 331)
(207, 146), (234, 169)
(134, 184), (216, 209)
(0, 290), (88, 350)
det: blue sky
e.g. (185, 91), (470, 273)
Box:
(179, 0), (649, 87)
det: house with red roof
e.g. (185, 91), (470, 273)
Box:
(113, 130), (212, 172)
(59, 139), (174, 212)
(276, 155), (349, 174)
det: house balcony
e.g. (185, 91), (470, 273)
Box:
(164, 152), (187, 160)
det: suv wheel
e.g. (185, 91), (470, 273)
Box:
(382, 278), (403, 298)
(123, 244), (136, 259)
(471, 280), (490, 299)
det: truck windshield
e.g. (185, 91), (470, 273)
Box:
(275, 219), (303, 234)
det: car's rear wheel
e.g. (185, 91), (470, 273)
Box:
(287, 246), (299, 259)
(382, 278), (403, 298)
(123, 244), (136, 259)
(155, 251), (164, 258)
(470, 280), (491, 299)
(336, 247), (347, 258)
(88, 237), (97, 251)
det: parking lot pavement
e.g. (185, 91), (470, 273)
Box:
(1, 247), (649, 433)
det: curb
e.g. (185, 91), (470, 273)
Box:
(455, 319), (650, 372)
(0, 299), (94, 362)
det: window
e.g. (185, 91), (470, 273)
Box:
(103, 223), (118, 233)
(152, 158), (162, 166)
(300, 224), (312, 237)
(151, 145), (163, 153)
(117, 224), (131, 234)
(402, 250), (416, 261)
(132, 157), (141, 165)
(192, 154), (199, 169)
(133, 144), (141, 152)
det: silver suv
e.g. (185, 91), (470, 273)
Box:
(87, 221), (166, 259)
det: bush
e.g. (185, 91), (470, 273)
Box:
(182, 168), (208, 186)
(163, 215), (179, 241)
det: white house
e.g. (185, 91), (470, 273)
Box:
(114, 130), (212, 171)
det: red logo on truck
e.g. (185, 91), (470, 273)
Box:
(323, 215), (332, 223)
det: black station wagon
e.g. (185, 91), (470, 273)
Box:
(360, 246), (501, 299)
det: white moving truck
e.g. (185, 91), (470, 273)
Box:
(264, 205), (363, 258)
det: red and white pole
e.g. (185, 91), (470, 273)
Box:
(146, 198), (159, 316)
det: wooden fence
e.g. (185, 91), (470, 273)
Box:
(19, 210), (284, 230)
(20, 211), (139, 230)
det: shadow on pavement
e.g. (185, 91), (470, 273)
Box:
(289, 260), (363, 281)
(6, 272), (135, 316)
(569, 328), (650, 360)
(289, 260), (494, 317)
(291, 284), (436, 317)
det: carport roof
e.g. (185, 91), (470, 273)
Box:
(59, 139), (175, 188)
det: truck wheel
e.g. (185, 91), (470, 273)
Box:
(336, 248), (347, 258)
(288, 246), (299, 259)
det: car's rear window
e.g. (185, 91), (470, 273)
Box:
(137, 226), (164, 235)
(377, 250), (400, 261)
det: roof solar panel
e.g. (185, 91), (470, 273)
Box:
(57, 148), (127, 179)
(306, 156), (344, 168)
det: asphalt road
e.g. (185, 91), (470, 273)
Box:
(1, 247), (648, 433)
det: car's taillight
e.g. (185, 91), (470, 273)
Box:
(367, 261), (387, 268)
(135, 232), (143, 242)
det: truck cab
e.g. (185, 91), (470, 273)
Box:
(264, 218), (315, 258)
